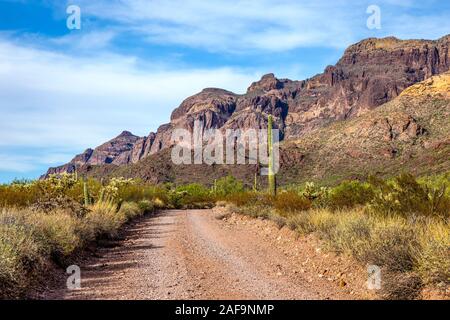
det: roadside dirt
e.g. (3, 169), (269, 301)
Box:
(42, 209), (375, 300)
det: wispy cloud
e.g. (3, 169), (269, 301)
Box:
(50, 30), (117, 51)
(77, 0), (360, 52)
(0, 37), (260, 178)
(73, 0), (449, 53)
(0, 150), (72, 173)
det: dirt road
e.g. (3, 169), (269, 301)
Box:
(44, 209), (369, 300)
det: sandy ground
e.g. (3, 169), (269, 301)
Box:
(43, 209), (373, 300)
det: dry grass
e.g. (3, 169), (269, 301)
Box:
(27, 211), (82, 258)
(0, 209), (45, 298)
(0, 198), (157, 299)
(84, 201), (125, 239)
(257, 206), (449, 299)
(415, 222), (450, 286)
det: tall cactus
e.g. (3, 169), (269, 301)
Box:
(268, 115), (277, 196)
(213, 179), (217, 194)
(83, 179), (91, 206)
(253, 172), (258, 192)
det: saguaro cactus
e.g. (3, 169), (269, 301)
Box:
(213, 179), (217, 194)
(83, 179), (91, 206)
(267, 115), (277, 196)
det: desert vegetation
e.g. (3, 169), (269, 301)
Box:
(0, 174), (160, 298)
(0, 172), (448, 299)
(221, 172), (449, 299)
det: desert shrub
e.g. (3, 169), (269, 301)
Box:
(307, 209), (339, 239)
(116, 183), (169, 204)
(359, 220), (418, 273)
(301, 182), (330, 201)
(29, 174), (85, 214)
(215, 176), (244, 197)
(324, 210), (372, 257)
(115, 183), (145, 203)
(27, 211), (81, 258)
(100, 177), (135, 204)
(215, 200), (228, 207)
(326, 181), (374, 210)
(381, 272), (423, 300)
(415, 222), (450, 286)
(152, 197), (166, 209)
(0, 175), (96, 215)
(85, 202), (124, 238)
(225, 191), (259, 207)
(369, 173), (449, 218)
(137, 200), (155, 214)
(418, 172), (450, 197)
(65, 178), (102, 204)
(286, 210), (325, 235)
(0, 181), (39, 208)
(272, 191), (311, 214)
(171, 183), (214, 208)
(286, 213), (312, 233)
(0, 209), (45, 298)
(119, 202), (143, 221)
(238, 204), (272, 220)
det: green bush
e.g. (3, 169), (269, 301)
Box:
(326, 180), (374, 210)
(138, 200), (155, 214)
(369, 173), (449, 218)
(119, 202), (143, 221)
(172, 183), (214, 208)
(214, 176), (244, 197)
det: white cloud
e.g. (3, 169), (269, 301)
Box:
(75, 0), (364, 52)
(71, 0), (449, 53)
(0, 37), (260, 173)
(50, 30), (117, 51)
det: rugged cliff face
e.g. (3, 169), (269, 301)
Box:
(82, 72), (450, 186)
(44, 35), (450, 178)
(285, 35), (450, 137)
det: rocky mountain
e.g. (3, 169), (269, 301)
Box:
(45, 131), (154, 176)
(44, 35), (450, 180)
(81, 72), (450, 186)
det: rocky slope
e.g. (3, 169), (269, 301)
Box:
(44, 35), (450, 179)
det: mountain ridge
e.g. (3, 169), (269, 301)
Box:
(78, 71), (450, 186)
(44, 34), (450, 180)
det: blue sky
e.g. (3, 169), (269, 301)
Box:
(0, 0), (449, 183)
